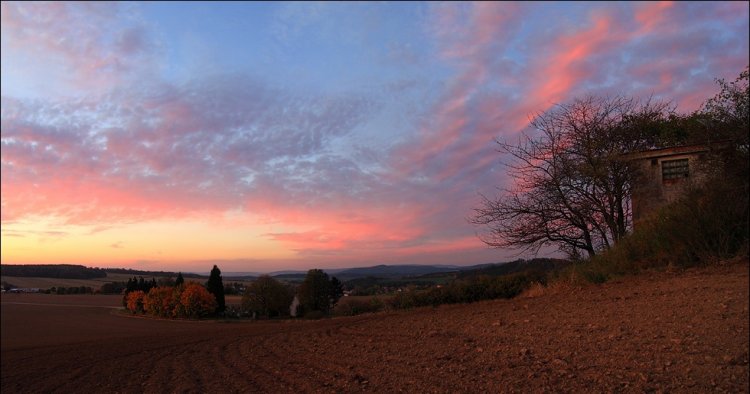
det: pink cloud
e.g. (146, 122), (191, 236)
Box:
(260, 202), (427, 253)
(395, 2), (524, 179)
(525, 11), (621, 111)
(1, 2), (156, 95)
(634, 1), (675, 35)
(1, 75), (381, 231)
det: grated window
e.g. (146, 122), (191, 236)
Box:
(662, 158), (689, 181)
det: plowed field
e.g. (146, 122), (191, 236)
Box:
(2, 262), (748, 393)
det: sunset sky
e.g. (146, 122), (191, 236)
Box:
(1, 2), (748, 273)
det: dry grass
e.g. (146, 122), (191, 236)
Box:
(520, 279), (577, 298)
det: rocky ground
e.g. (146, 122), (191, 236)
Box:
(2, 260), (747, 393)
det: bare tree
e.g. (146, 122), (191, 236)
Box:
(471, 96), (673, 258)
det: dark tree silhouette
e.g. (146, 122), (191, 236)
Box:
(471, 96), (673, 258)
(297, 269), (332, 315)
(698, 66), (749, 185)
(701, 66), (749, 140)
(242, 275), (293, 318)
(175, 272), (185, 286)
(206, 265), (225, 314)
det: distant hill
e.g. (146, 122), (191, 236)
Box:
(334, 264), (460, 280)
(267, 270), (307, 276)
(221, 275), (258, 281)
(339, 259), (571, 295)
(1, 260), (571, 285)
(269, 273), (307, 282)
(455, 258), (571, 279)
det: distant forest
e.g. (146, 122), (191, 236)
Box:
(0, 264), (106, 279)
(103, 268), (204, 278)
(0, 264), (203, 279)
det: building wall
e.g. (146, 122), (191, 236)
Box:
(631, 151), (707, 225)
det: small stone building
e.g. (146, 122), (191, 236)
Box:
(625, 142), (724, 225)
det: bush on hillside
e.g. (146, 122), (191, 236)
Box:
(575, 174), (748, 283)
(387, 270), (546, 310)
(333, 296), (387, 317)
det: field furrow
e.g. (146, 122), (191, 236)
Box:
(2, 262), (748, 393)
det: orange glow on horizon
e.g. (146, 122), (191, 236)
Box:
(1, 215), (297, 269)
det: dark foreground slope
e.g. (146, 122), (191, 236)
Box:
(2, 261), (747, 393)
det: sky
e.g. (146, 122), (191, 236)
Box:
(1, 1), (748, 273)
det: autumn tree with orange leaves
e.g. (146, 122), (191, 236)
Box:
(125, 290), (145, 314)
(143, 286), (179, 318)
(179, 283), (217, 319)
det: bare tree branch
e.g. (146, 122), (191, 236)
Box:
(471, 95), (673, 258)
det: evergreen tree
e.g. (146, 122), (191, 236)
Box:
(206, 265), (226, 314)
(175, 272), (185, 286)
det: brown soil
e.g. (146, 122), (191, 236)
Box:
(2, 262), (748, 393)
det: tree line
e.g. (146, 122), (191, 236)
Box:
(121, 265), (347, 320)
(106, 268), (204, 278)
(0, 264), (106, 279)
(123, 266), (225, 318)
(239, 268), (344, 319)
